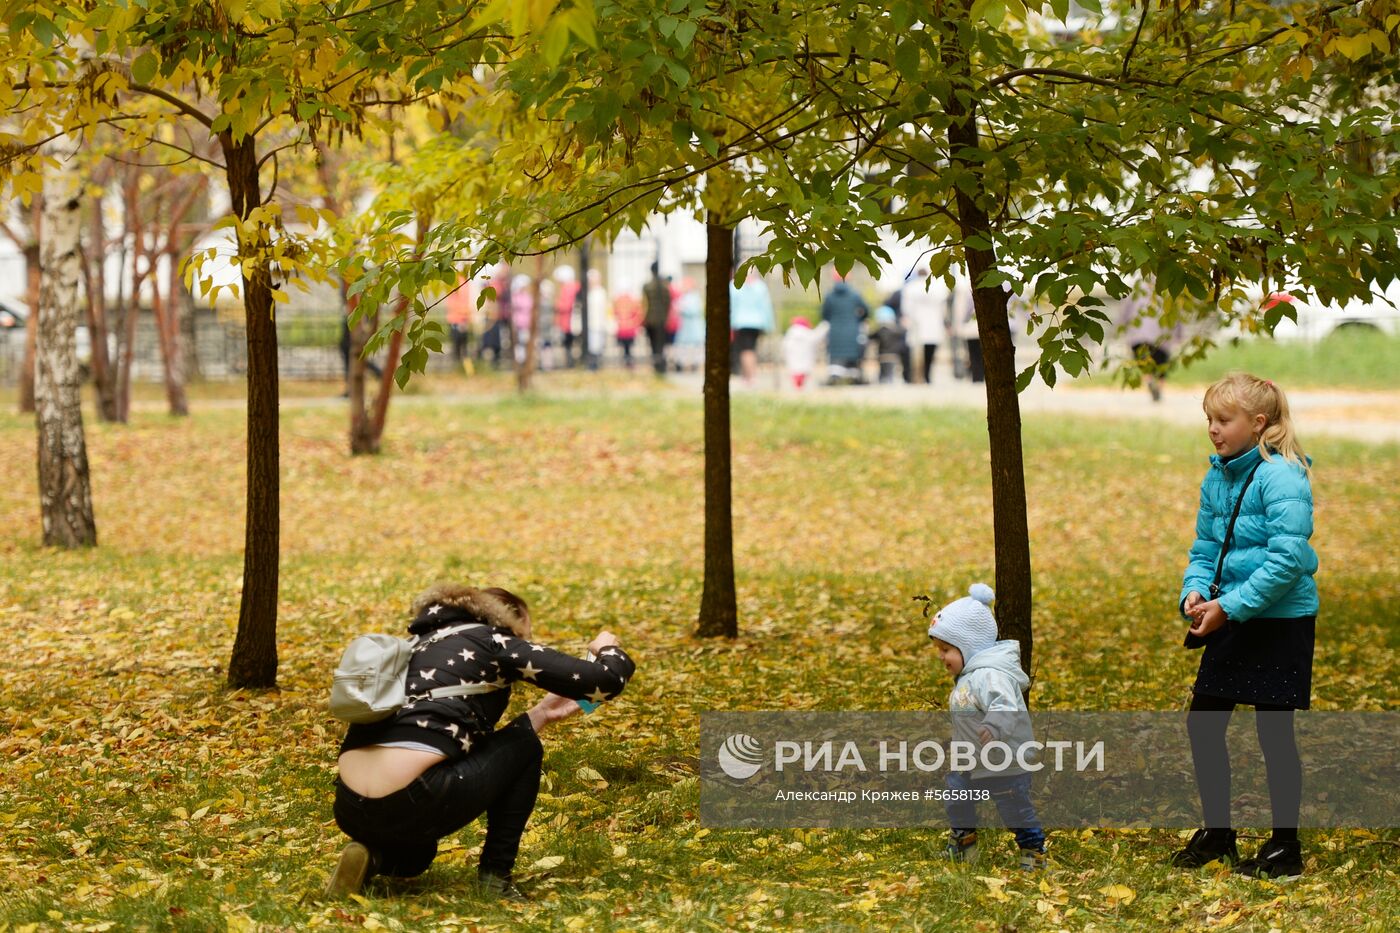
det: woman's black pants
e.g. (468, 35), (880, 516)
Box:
(333, 714), (543, 877)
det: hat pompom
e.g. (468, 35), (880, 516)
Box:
(968, 583), (995, 606)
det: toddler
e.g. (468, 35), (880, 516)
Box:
(928, 584), (1046, 869)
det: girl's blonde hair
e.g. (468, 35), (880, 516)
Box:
(1202, 372), (1310, 475)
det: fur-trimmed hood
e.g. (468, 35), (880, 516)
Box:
(407, 583), (527, 637)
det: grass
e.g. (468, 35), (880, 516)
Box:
(0, 387), (1397, 931)
(1155, 328), (1400, 390)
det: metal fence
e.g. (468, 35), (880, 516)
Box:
(0, 305), (704, 387)
(0, 309), (467, 386)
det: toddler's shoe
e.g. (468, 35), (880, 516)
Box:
(1018, 847), (1048, 872)
(325, 842), (375, 898)
(1235, 839), (1303, 880)
(1168, 828), (1238, 868)
(945, 831), (979, 864)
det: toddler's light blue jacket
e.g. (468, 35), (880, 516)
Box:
(1180, 446), (1318, 622)
(948, 640), (1034, 779)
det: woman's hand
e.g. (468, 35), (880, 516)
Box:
(588, 630), (621, 656)
(527, 693), (582, 733)
(1188, 600), (1227, 638)
(1183, 591), (1204, 615)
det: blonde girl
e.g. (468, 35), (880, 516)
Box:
(1171, 373), (1318, 879)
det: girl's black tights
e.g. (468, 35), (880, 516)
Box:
(1187, 693), (1300, 842)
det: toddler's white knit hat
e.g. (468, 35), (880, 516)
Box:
(927, 583), (997, 663)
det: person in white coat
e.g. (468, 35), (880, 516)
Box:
(901, 267), (951, 384)
(949, 277), (981, 382)
(780, 317), (829, 389)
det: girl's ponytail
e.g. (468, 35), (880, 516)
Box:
(1203, 372), (1311, 477)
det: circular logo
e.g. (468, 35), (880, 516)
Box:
(717, 733), (765, 780)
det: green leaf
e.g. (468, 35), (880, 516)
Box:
(541, 20), (570, 67)
(894, 39), (920, 81)
(131, 52), (158, 86)
(970, 0), (1006, 28)
(674, 20), (698, 49)
(672, 120), (693, 150)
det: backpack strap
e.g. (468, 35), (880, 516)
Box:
(423, 681), (503, 700)
(406, 622), (505, 702)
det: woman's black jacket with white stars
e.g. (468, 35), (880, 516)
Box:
(339, 602), (636, 759)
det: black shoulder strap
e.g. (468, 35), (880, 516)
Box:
(1210, 459), (1265, 597)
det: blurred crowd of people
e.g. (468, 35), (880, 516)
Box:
(433, 259), (1174, 399)
(439, 262), (706, 376)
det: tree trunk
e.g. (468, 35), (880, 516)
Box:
(154, 250), (190, 416)
(35, 141), (97, 548)
(83, 206), (120, 423)
(696, 217), (738, 638)
(516, 256), (544, 393)
(18, 238), (40, 414)
(222, 133), (279, 689)
(116, 280), (139, 423)
(369, 298), (407, 446)
(941, 7), (1033, 678)
(346, 295), (377, 455)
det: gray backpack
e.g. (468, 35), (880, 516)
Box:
(329, 623), (502, 724)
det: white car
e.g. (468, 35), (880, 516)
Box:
(1265, 282), (1400, 340)
(0, 298), (92, 364)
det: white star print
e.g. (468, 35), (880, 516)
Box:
(459, 649), (475, 661)
(521, 662), (543, 680)
(585, 686), (609, 704)
(530, 643), (545, 652)
(416, 720), (428, 728)
(572, 673), (581, 680)
(459, 736), (472, 752)
(447, 659), (456, 666)
(447, 723), (459, 736)
(492, 633), (510, 645)
(428, 605), (442, 615)
(422, 669), (437, 682)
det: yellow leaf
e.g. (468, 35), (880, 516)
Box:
(531, 855), (565, 871)
(172, 806), (188, 820)
(576, 765), (606, 785)
(1100, 883), (1136, 905)
(1332, 34), (1372, 60)
(1214, 909), (1241, 927)
(977, 876), (1010, 902)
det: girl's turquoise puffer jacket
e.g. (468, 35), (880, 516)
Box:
(1180, 446), (1318, 622)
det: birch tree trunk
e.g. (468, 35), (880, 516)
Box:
(35, 140), (97, 548)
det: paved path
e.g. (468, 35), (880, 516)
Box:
(133, 369), (1400, 445)
(676, 371), (1400, 445)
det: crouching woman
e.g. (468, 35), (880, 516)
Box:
(327, 583), (636, 899)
